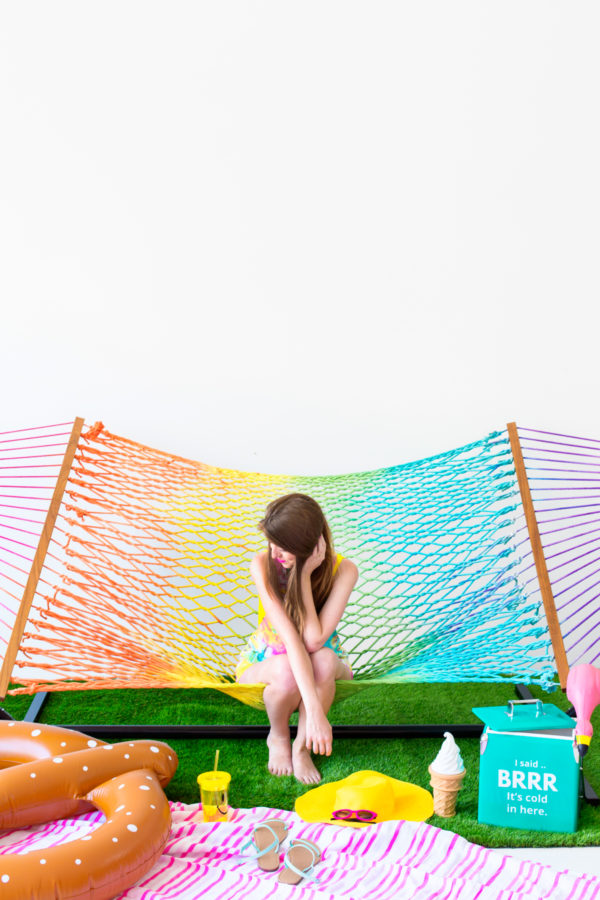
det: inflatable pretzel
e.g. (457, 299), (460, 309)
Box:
(0, 721), (178, 900)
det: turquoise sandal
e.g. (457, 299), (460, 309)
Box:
(278, 838), (322, 885)
(238, 818), (289, 872)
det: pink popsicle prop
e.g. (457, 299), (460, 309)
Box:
(566, 663), (600, 756)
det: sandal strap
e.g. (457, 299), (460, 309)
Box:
(238, 822), (280, 862)
(283, 840), (320, 883)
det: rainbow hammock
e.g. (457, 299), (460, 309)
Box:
(1, 419), (598, 709)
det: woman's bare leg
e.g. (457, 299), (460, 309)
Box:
(293, 649), (352, 784)
(239, 655), (300, 776)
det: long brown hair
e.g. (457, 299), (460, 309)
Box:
(259, 493), (335, 634)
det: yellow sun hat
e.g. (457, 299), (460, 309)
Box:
(295, 770), (433, 827)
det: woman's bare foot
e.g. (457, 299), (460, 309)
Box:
(292, 741), (321, 785)
(267, 731), (293, 776)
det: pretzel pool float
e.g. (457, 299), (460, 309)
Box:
(0, 720), (178, 899)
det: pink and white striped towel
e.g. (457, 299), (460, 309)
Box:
(1, 803), (598, 899)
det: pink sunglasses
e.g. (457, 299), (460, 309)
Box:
(331, 808), (377, 823)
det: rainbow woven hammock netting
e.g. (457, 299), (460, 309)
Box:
(1, 420), (598, 708)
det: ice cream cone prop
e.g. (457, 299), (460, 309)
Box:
(429, 731), (466, 818)
(428, 765), (466, 817)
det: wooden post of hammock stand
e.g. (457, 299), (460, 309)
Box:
(507, 421), (569, 690)
(0, 417), (85, 700)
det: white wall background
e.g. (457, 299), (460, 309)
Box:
(1, 1), (599, 475)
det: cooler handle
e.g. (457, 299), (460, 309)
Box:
(506, 699), (543, 719)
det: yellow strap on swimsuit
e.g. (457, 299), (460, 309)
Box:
(257, 553), (343, 624)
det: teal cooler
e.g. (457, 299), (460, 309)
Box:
(473, 699), (580, 833)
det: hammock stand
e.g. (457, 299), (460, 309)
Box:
(0, 418), (587, 744)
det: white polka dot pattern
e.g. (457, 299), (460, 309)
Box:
(0, 723), (177, 899)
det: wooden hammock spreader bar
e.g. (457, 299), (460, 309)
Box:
(0, 417), (85, 700)
(507, 422), (569, 689)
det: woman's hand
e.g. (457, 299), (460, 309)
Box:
(304, 704), (333, 756)
(303, 535), (326, 576)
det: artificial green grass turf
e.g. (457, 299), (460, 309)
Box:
(4, 682), (600, 848)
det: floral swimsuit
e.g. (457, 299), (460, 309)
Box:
(235, 553), (352, 680)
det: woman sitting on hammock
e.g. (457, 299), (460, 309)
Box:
(235, 493), (358, 785)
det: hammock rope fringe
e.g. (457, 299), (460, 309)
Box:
(1, 420), (599, 708)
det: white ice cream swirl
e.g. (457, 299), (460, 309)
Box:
(431, 731), (465, 775)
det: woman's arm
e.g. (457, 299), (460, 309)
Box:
(301, 541), (359, 653)
(250, 553), (333, 754)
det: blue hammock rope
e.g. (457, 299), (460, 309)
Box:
(297, 430), (556, 689)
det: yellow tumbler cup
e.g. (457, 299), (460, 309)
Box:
(197, 771), (231, 823)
